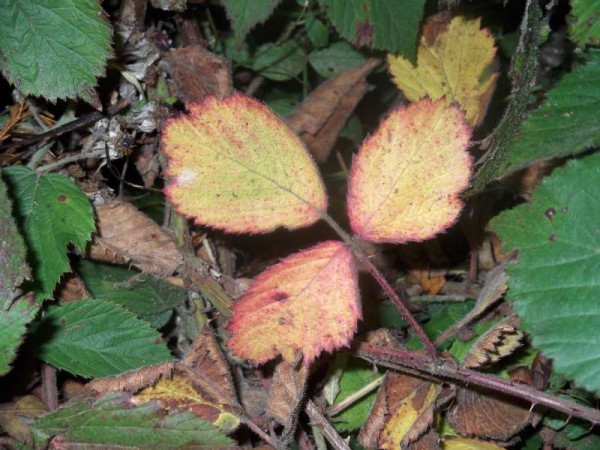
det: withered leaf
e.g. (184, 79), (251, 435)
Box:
(287, 58), (380, 162)
(85, 361), (175, 394)
(448, 387), (533, 442)
(267, 361), (308, 433)
(462, 315), (523, 369)
(89, 201), (183, 277)
(162, 46), (233, 106)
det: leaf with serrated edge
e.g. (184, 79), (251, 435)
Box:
(163, 93), (327, 234)
(37, 299), (172, 378)
(388, 15), (498, 127)
(492, 154), (600, 394)
(223, 0), (281, 42)
(227, 241), (360, 365)
(30, 392), (233, 449)
(0, 0), (112, 104)
(348, 99), (472, 244)
(2, 167), (95, 301)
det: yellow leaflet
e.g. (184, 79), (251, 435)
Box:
(162, 93), (327, 234)
(388, 16), (498, 126)
(348, 99), (472, 244)
(133, 374), (240, 432)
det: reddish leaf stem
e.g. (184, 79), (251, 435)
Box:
(320, 213), (438, 358)
(41, 363), (58, 411)
(355, 342), (600, 426)
(305, 400), (351, 450)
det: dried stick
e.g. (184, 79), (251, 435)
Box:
(305, 400), (350, 450)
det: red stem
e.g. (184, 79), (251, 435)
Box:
(320, 213), (438, 358)
(355, 343), (600, 425)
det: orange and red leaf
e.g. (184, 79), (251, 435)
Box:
(227, 241), (360, 365)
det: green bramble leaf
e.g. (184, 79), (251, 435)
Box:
(0, 0), (112, 104)
(504, 50), (600, 175)
(2, 166), (95, 301)
(0, 175), (30, 308)
(77, 260), (186, 328)
(30, 392), (233, 449)
(319, 0), (425, 62)
(251, 41), (307, 81)
(0, 299), (39, 376)
(568, 0), (600, 47)
(309, 42), (367, 78)
(492, 153), (600, 394)
(36, 298), (172, 378)
(223, 0), (282, 42)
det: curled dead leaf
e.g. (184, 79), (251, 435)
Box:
(267, 362), (308, 434)
(287, 58), (380, 162)
(89, 201), (183, 277)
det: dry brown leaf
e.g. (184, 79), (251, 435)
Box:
(442, 437), (505, 449)
(0, 102), (28, 141)
(163, 46), (233, 106)
(447, 387), (533, 442)
(55, 274), (91, 303)
(267, 361), (308, 433)
(359, 372), (438, 449)
(85, 361), (175, 394)
(133, 141), (160, 188)
(0, 396), (48, 445)
(183, 327), (238, 408)
(89, 201), (183, 276)
(409, 429), (441, 450)
(462, 315), (523, 369)
(287, 58), (380, 162)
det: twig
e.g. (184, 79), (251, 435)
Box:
(327, 375), (384, 417)
(0, 100), (129, 153)
(41, 363), (58, 411)
(35, 148), (106, 173)
(355, 342), (600, 426)
(305, 400), (351, 450)
(320, 212), (438, 358)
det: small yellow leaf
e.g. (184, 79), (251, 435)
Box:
(162, 93), (327, 234)
(388, 15), (498, 126)
(133, 374), (240, 432)
(379, 382), (440, 449)
(227, 241), (361, 365)
(442, 437), (505, 450)
(348, 99), (472, 244)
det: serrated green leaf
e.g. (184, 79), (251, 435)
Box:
(251, 40), (307, 81)
(308, 42), (367, 78)
(569, 0), (600, 47)
(319, 0), (425, 61)
(0, 176), (30, 307)
(492, 154), (600, 394)
(77, 260), (185, 328)
(306, 12), (329, 49)
(0, 0), (112, 103)
(223, 0), (282, 42)
(30, 392), (234, 449)
(2, 167), (95, 301)
(0, 299), (39, 376)
(504, 50), (600, 175)
(36, 298), (172, 377)
(333, 357), (381, 432)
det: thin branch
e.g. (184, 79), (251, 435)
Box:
(41, 363), (58, 411)
(328, 375), (384, 416)
(320, 212), (438, 358)
(305, 400), (351, 450)
(35, 148), (106, 173)
(355, 342), (600, 426)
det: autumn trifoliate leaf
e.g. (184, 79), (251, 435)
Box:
(387, 16), (498, 126)
(227, 241), (360, 365)
(348, 99), (472, 244)
(162, 93), (327, 233)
